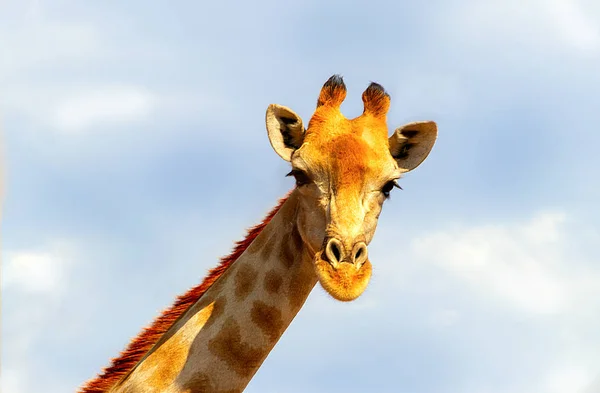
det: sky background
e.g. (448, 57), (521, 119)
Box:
(2, 0), (600, 392)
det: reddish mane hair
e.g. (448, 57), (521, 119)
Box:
(79, 195), (290, 393)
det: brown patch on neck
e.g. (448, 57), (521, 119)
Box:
(279, 232), (295, 268)
(291, 224), (303, 253)
(208, 317), (266, 378)
(182, 372), (241, 393)
(234, 264), (258, 300)
(264, 270), (283, 294)
(288, 249), (317, 312)
(78, 193), (292, 393)
(279, 223), (303, 268)
(250, 301), (284, 343)
(259, 230), (276, 261)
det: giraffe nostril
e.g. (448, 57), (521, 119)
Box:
(352, 242), (368, 267)
(325, 238), (344, 267)
(331, 243), (341, 262)
(355, 247), (363, 260)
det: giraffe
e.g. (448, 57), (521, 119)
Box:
(79, 75), (437, 393)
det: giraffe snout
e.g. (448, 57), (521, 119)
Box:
(323, 237), (368, 268)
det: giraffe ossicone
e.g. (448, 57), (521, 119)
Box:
(80, 75), (437, 393)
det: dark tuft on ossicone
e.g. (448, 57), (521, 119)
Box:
(362, 81), (391, 117)
(324, 74), (345, 90)
(365, 82), (388, 97)
(317, 74), (347, 108)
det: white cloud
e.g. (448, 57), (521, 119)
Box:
(583, 376), (600, 393)
(410, 211), (600, 315)
(2, 241), (78, 393)
(0, 3), (105, 78)
(51, 86), (158, 132)
(546, 0), (600, 53)
(0, 3), (160, 133)
(2, 84), (225, 135)
(544, 366), (593, 393)
(1, 368), (25, 393)
(451, 0), (600, 55)
(389, 211), (600, 393)
(3, 251), (67, 293)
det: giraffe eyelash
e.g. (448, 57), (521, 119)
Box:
(286, 169), (311, 186)
(382, 180), (402, 198)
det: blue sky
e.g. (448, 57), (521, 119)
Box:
(2, 0), (600, 392)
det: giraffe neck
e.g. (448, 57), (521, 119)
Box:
(113, 190), (318, 393)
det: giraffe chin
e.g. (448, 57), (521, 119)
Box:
(313, 251), (373, 302)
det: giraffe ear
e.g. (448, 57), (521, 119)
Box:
(266, 104), (305, 162)
(389, 121), (437, 172)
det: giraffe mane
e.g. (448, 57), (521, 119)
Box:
(78, 193), (291, 393)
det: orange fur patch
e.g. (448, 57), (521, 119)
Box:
(78, 194), (291, 393)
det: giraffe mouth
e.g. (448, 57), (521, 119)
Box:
(313, 250), (372, 302)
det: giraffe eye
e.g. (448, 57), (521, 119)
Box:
(381, 180), (401, 198)
(286, 169), (311, 187)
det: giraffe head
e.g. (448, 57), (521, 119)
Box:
(265, 75), (437, 301)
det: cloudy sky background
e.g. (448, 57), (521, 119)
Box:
(2, 0), (600, 392)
